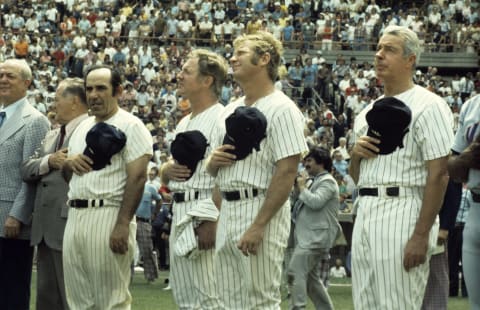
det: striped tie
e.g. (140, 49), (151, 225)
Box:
(0, 111), (6, 128)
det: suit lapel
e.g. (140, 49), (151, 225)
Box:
(0, 101), (31, 146)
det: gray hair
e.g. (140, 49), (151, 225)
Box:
(382, 25), (422, 67)
(59, 78), (87, 105)
(1, 59), (32, 80)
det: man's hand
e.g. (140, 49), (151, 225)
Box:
(351, 136), (380, 160)
(109, 222), (130, 254)
(237, 223), (265, 256)
(208, 145), (236, 170)
(65, 154), (93, 176)
(195, 221), (217, 250)
(403, 233), (429, 271)
(437, 229), (448, 245)
(4, 216), (21, 239)
(48, 148), (68, 170)
(163, 160), (191, 182)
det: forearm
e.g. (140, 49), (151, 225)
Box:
(447, 153), (472, 182)
(349, 154), (361, 184)
(206, 155), (219, 177)
(414, 167), (449, 237)
(117, 174), (147, 225)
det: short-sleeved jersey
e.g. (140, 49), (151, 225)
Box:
(353, 85), (454, 188)
(169, 103), (225, 192)
(452, 94), (480, 191)
(68, 109), (153, 204)
(211, 90), (308, 191)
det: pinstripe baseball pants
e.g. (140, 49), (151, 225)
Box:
(352, 196), (438, 310)
(170, 200), (220, 309)
(63, 207), (136, 310)
(215, 196), (290, 310)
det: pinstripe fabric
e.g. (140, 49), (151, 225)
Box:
(212, 90), (308, 191)
(354, 85), (453, 189)
(170, 199), (219, 309)
(215, 196), (290, 309)
(67, 109), (153, 204)
(352, 196), (439, 309)
(169, 104), (224, 309)
(169, 103), (225, 192)
(64, 109), (153, 309)
(136, 221), (158, 282)
(351, 85), (453, 309)
(210, 90), (307, 309)
(63, 207), (136, 310)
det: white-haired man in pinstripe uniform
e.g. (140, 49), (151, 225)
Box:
(160, 49), (228, 309)
(349, 25), (454, 309)
(206, 31), (308, 309)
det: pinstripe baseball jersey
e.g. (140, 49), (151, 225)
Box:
(169, 103), (224, 192)
(452, 94), (480, 191)
(67, 109), (153, 202)
(211, 90), (308, 190)
(354, 85), (454, 187)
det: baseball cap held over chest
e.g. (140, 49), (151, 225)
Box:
(170, 130), (208, 180)
(83, 122), (127, 170)
(366, 97), (412, 155)
(223, 106), (267, 160)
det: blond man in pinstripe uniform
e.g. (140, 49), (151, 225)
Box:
(62, 65), (153, 309)
(207, 31), (308, 309)
(160, 49), (228, 309)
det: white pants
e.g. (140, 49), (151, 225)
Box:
(215, 196), (290, 309)
(352, 196), (438, 310)
(63, 207), (136, 310)
(170, 200), (220, 309)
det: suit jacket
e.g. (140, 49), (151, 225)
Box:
(291, 171), (341, 250)
(21, 115), (87, 250)
(0, 99), (50, 240)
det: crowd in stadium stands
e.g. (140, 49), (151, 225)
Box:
(0, 0), (479, 164)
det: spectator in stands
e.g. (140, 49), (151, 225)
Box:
(330, 259), (347, 278)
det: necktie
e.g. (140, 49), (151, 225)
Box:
(0, 111), (6, 128)
(56, 125), (66, 150)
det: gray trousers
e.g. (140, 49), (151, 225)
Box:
(36, 241), (69, 310)
(287, 248), (334, 310)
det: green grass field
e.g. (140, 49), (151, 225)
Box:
(30, 270), (470, 309)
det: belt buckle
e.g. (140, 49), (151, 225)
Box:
(386, 187), (399, 197)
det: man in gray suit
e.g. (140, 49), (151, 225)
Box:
(0, 59), (50, 309)
(22, 78), (89, 310)
(288, 147), (341, 310)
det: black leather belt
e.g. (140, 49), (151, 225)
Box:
(173, 191), (199, 203)
(68, 199), (104, 208)
(471, 191), (480, 203)
(222, 189), (259, 201)
(359, 187), (399, 197)
(136, 217), (150, 223)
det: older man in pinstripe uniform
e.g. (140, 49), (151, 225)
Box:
(349, 26), (454, 309)
(63, 65), (153, 310)
(160, 49), (228, 309)
(207, 31), (308, 309)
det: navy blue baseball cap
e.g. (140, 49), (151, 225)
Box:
(170, 130), (208, 179)
(83, 122), (127, 170)
(366, 97), (412, 155)
(223, 106), (267, 160)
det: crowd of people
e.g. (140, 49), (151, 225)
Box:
(1, 0), (480, 310)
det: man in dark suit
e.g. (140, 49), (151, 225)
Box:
(21, 78), (89, 310)
(288, 147), (341, 310)
(0, 59), (50, 309)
